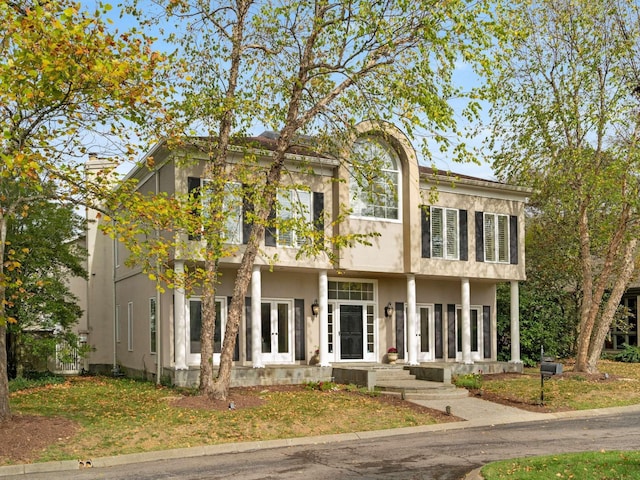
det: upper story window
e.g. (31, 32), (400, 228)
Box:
(350, 137), (400, 220)
(198, 179), (243, 244)
(431, 207), (459, 260)
(277, 189), (312, 247)
(484, 213), (510, 263)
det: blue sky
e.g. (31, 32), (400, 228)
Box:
(96, 1), (496, 180)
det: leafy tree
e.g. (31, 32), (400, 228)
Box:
(0, 0), (167, 420)
(486, 0), (640, 373)
(118, 0), (492, 399)
(5, 195), (87, 378)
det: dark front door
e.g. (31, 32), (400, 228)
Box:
(340, 305), (363, 360)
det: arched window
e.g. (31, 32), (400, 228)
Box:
(350, 137), (400, 220)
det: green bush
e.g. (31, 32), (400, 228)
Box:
(304, 380), (338, 391)
(615, 344), (640, 363)
(453, 373), (482, 390)
(9, 373), (65, 393)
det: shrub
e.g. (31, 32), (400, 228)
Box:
(9, 373), (65, 393)
(304, 380), (338, 391)
(453, 373), (482, 390)
(615, 344), (640, 363)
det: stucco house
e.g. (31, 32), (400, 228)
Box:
(77, 123), (530, 387)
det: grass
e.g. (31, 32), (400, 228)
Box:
(481, 450), (640, 479)
(481, 360), (640, 410)
(7, 376), (440, 463)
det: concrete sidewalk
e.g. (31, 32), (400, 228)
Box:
(2, 397), (640, 478)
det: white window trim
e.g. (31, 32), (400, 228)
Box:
(349, 138), (402, 222)
(201, 179), (243, 245)
(149, 297), (157, 355)
(127, 302), (133, 352)
(277, 188), (312, 248)
(484, 212), (510, 263)
(115, 305), (120, 343)
(431, 206), (459, 260)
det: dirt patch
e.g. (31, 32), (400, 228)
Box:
(0, 415), (77, 464)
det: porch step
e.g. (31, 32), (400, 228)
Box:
(372, 366), (416, 381)
(376, 380), (469, 400)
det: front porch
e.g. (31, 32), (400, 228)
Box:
(163, 360), (522, 389)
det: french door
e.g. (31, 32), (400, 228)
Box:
(261, 300), (294, 363)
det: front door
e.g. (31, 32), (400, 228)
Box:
(340, 304), (364, 360)
(261, 300), (293, 363)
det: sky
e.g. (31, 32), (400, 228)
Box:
(97, 1), (497, 181)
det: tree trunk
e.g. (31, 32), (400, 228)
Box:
(574, 203), (594, 371)
(585, 238), (639, 373)
(200, 258), (218, 397)
(0, 214), (11, 421)
(0, 323), (9, 422)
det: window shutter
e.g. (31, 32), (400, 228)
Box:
(432, 207), (443, 258)
(421, 207), (431, 258)
(484, 214), (496, 261)
(188, 177), (202, 241)
(434, 304), (443, 359)
(245, 297), (251, 361)
(510, 215), (518, 265)
(483, 305), (491, 359)
(459, 209), (468, 261)
(395, 302), (405, 359)
(446, 209), (458, 259)
(447, 304), (456, 359)
(295, 299), (305, 361)
(313, 192), (325, 244)
(475, 211), (484, 262)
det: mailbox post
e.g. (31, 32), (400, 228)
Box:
(539, 346), (563, 405)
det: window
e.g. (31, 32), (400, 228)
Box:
(188, 298), (224, 355)
(350, 138), (400, 220)
(277, 189), (311, 247)
(431, 207), (459, 260)
(149, 298), (157, 354)
(115, 305), (120, 343)
(201, 180), (243, 244)
(328, 281), (374, 301)
(484, 213), (509, 263)
(127, 302), (133, 352)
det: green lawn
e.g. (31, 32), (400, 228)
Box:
(7, 377), (443, 463)
(481, 450), (640, 480)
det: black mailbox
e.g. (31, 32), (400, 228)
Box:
(541, 362), (563, 376)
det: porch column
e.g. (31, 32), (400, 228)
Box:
(461, 278), (472, 364)
(406, 274), (418, 365)
(510, 280), (522, 363)
(173, 260), (187, 370)
(319, 270), (329, 367)
(251, 265), (264, 368)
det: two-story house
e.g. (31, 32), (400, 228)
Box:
(79, 123), (530, 387)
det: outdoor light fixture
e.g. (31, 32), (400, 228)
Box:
(384, 302), (394, 318)
(311, 299), (320, 317)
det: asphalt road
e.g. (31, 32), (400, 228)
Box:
(7, 411), (640, 480)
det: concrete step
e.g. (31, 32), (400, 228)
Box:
(373, 368), (416, 381)
(379, 385), (469, 401)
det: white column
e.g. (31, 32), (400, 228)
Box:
(173, 261), (187, 370)
(461, 278), (472, 364)
(319, 270), (330, 367)
(510, 280), (522, 363)
(406, 274), (418, 365)
(251, 265), (264, 368)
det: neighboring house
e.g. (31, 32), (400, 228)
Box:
(609, 285), (640, 352)
(77, 123), (530, 387)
